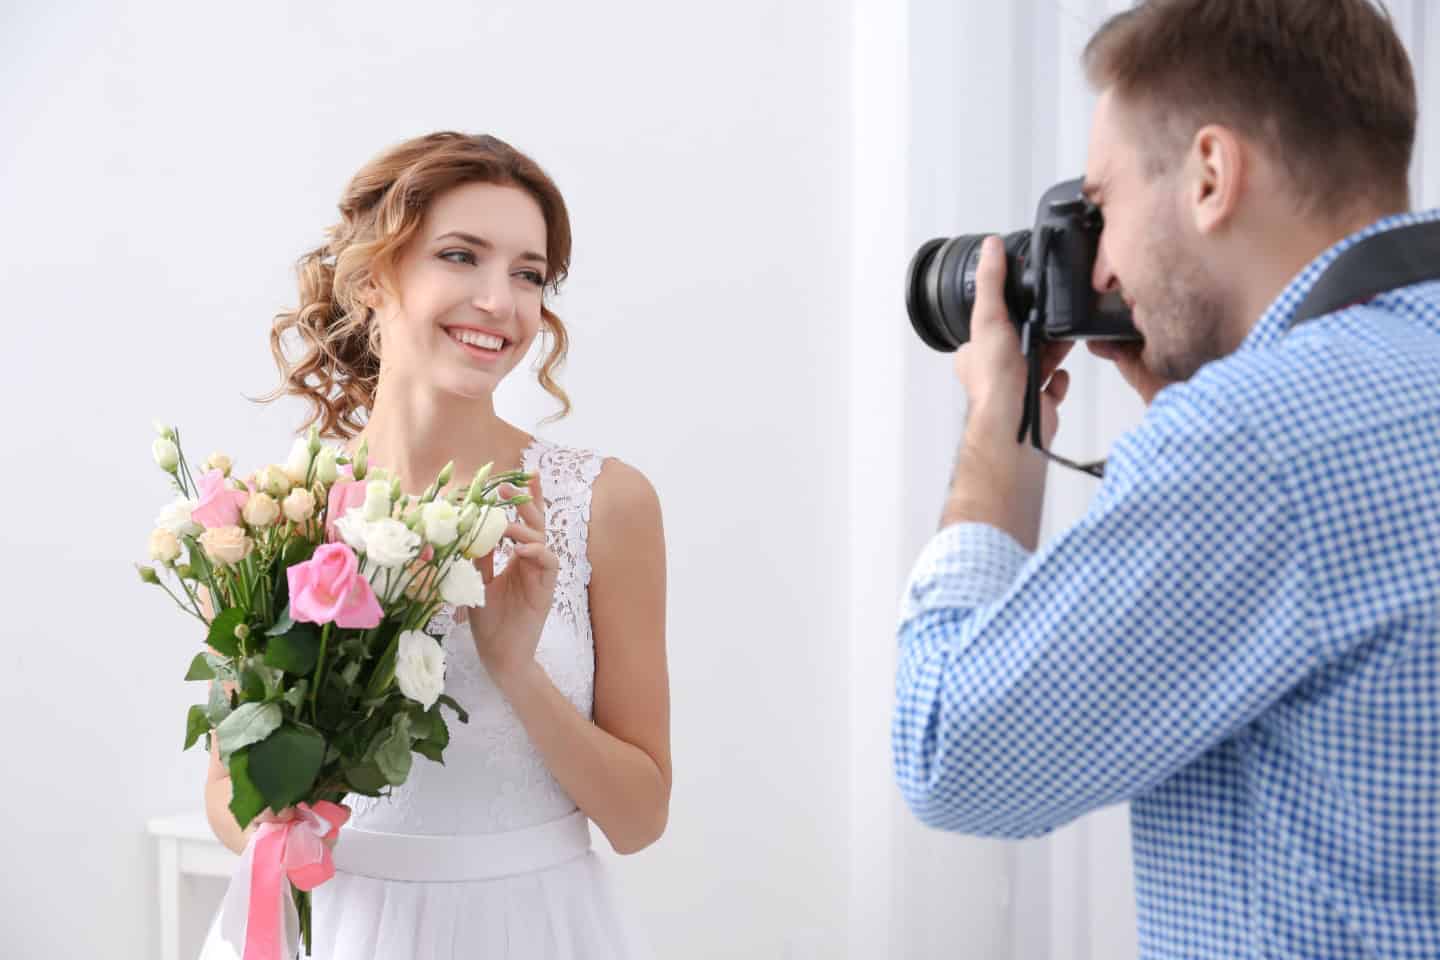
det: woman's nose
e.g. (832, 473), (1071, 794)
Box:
(471, 268), (515, 317)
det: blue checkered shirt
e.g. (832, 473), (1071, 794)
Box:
(894, 210), (1440, 959)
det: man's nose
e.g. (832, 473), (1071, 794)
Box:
(1092, 239), (1119, 295)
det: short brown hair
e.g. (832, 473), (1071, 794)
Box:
(1084, 0), (1416, 214)
(263, 132), (574, 439)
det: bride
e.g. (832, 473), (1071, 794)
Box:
(199, 131), (670, 958)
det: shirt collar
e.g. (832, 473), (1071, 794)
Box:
(1239, 207), (1440, 353)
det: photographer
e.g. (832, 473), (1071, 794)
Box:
(892, 2), (1439, 957)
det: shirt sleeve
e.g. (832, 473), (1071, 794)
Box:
(893, 384), (1319, 838)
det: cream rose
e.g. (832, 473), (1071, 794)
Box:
(148, 528), (182, 564)
(203, 453), (233, 476)
(198, 525), (254, 566)
(242, 492), (280, 528)
(282, 488), (317, 524)
(362, 481), (392, 523)
(313, 446), (340, 485)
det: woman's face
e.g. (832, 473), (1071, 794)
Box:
(373, 181), (550, 399)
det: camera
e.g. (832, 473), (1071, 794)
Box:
(905, 178), (1140, 477)
(905, 177), (1138, 351)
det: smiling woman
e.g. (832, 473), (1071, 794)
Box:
(196, 132), (670, 960)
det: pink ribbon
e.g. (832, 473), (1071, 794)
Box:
(240, 801), (349, 960)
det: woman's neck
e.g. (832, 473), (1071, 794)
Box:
(346, 381), (532, 496)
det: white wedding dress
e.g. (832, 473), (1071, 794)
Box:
(199, 439), (649, 959)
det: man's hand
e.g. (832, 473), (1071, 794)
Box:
(943, 236), (1073, 549)
(1086, 340), (1174, 406)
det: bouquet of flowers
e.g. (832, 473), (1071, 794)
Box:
(139, 421), (528, 958)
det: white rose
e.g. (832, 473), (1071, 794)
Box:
(148, 528), (182, 564)
(461, 506), (509, 559)
(282, 488), (317, 524)
(421, 499), (460, 547)
(364, 518), (421, 569)
(283, 437), (313, 484)
(439, 557), (486, 607)
(155, 498), (202, 538)
(152, 437), (180, 472)
(313, 446), (340, 485)
(334, 508), (369, 552)
(394, 630), (446, 709)
(362, 480), (392, 522)
(242, 492), (280, 528)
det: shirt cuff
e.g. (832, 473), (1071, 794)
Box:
(899, 523), (1031, 624)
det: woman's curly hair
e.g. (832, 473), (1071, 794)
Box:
(262, 132), (574, 439)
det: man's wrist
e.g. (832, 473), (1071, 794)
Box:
(943, 423), (1049, 548)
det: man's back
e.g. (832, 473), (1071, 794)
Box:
(1126, 262), (1440, 957)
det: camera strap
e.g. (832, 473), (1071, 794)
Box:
(1025, 217), (1440, 480)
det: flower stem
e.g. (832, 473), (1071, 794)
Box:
(310, 622), (332, 723)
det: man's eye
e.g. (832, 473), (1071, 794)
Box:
(439, 250), (476, 265)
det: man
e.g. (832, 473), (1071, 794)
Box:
(892, 2), (1440, 957)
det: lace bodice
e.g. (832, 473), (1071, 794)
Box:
(347, 439), (606, 835)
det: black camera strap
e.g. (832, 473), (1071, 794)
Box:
(1026, 217), (1440, 480)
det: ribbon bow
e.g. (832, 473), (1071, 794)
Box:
(216, 801), (350, 959)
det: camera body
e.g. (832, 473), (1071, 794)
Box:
(906, 177), (1139, 351)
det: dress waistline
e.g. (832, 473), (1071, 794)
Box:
(332, 810), (591, 883)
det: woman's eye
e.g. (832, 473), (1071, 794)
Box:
(439, 249), (476, 265)
(515, 270), (545, 287)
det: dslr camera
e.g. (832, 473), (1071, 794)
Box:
(905, 177), (1139, 475)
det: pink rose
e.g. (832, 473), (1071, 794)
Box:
(192, 469), (249, 529)
(325, 479), (368, 543)
(287, 543), (383, 628)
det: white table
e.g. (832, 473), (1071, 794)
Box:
(147, 813), (237, 960)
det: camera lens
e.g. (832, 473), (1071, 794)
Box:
(905, 231), (1031, 351)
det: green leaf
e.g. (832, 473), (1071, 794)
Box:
(228, 749), (266, 830)
(374, 714), (413, 785)
(183, 704), (210, 750)
(184, 652), (216, 682)
(363, 631), (401, 700)
(283, 538), (317, 568)
(436, 694), (470, 725)
(205, 653), (236, 684)
(185, 536), (214, 583)
(265, 607), (296, 637)
(216, 701), (282, 763)
(207, 607), (247, 657)
(339, 660), (362, 687)
(248, 723), (325, 810)
(264, 625), (321, 675)
(282, 680), (309, 712)
(205, 680), (233, 727)
(343, 763), (388, 796)
(413, 740), (445, 764)
(427, 713), (450, 751)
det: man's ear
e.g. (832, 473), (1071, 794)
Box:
(1187, 124), (1246, 236)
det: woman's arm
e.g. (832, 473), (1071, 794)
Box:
(492, 460), (671, 854)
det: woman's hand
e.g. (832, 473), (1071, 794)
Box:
(465, 474), (559, 686)
(240, 804), (348, 850)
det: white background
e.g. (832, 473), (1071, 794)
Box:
(2, 2), (1436, 958)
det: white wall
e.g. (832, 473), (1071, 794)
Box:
(0, 2), (852, 957)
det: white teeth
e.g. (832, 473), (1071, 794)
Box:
(450, 329), (504, 351)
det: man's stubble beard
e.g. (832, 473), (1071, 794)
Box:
(1137, 199), (1233, 384)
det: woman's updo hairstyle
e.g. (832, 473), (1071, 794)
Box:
(265, 132), (574, 438)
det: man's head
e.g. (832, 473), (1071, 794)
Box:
(1081, 0), (1417, 382)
